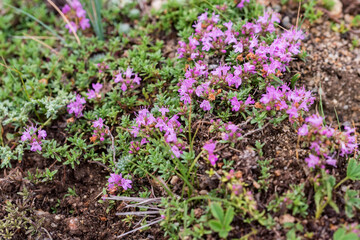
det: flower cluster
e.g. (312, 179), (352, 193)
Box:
(21, 126), (47, 152)
(203, 141), (218, 166)
(130, 108), (185, 158)
(97, 62), (109, 73)
(114, 67), (141, 92)
(86, 83), (103, 100)
(177, 11), (305, 112)
(258, 84), (315, 122)
(107, 173), (132, 192)
(90, 118), (108, 142)
(67, 94), (86, 118)
(210, 119), (243, 142)
(298, 114), (357, 168)
(61, 0), (90, 33)
(236, 0), (250, 9)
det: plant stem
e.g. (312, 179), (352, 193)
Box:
(334, 176), (349, 190)
(315, 198), (330, 219)
(188, 103), (193, 153)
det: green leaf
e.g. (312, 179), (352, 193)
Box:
(347, 159), (360, 180)
(210, 202), (224, 221)
(223, 206), (234, 226)
(208, 220), (223, 232)
(219, 230), (230, 239)
(328, 200), (339, 214)
(290, 73), (301, 88)
(333, 228), (359, 240)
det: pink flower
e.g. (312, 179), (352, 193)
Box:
(305, 154), (319, 168)
(298, 124), (308, 136)
(38, 130), (47, 139)
(305, 114), (323, 128)
(30, 141), (42, 152)
(200, 100), (212, 111)
(121, 178), (132, 190)
(93, 118), (104, 128)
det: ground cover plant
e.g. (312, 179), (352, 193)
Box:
(0, 0), (359, 239)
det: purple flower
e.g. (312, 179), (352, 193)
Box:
(93, 118), (104, 128)
(92, 83), (102, 93)
(203, 141), (216, 154)
(38, 130), (47, 139)
(305, 114), (323, 128)
(30, 141), (42, 152)
(108, 173), (122, 189)
(21, 131), (32, 142)
(67, 94), (86, 118)
(200, 100), (212, 111)
(159, 107), (169, 116)
(305, 154), (319, 168)
(298, 124), (309, 136)
(62, 4), (71, 14)
(121, 178), (132, 190)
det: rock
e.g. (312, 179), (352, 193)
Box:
(282, 16), (291, 29)
(279, 214), (295, 224)
(151, 0), (165, 10)
(274, 170), (281, 177)
(67, 217), (80, 233)
(170, 176), (179, 185)
(273, 4), (281, 13)
(329, 0), (343, 18)
(253, 181), (260, 189)
(199, 190), (208, 195)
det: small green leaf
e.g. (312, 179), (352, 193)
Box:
(347, 159), (360, 180)
(208, 220), (223, 232)
(223, 206), (234, 226)
(328, 200), (339, 214)
(210, 202), (224, 221)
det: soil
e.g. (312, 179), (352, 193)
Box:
(1, 0), (360, 239)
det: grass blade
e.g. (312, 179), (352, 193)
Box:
(47, 0), (81, 45)
(4, 3), (65, 43)
(85, 0), (104, 40)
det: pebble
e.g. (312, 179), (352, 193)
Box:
(282, 16), (291, 29)
(68, 217), (79, 231)
(199, 190), (208, 195)
(329, 0), (343, 18)
(170, 176), (179, 185)
(279, 214), (295, 224)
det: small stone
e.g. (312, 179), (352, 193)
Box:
(273, 4), (281, 12)
(199, 190), (208, 195)
(68, 217), (79, 231)
(274, 170), (281, 177)
(282, 16), (291, 29)
(279, 214), (295, 224)
(170, 176), (179, 185)
(51, 223), (57, 228)
(329, 0), (343, 18)
(54, 215), (62, 221)
(253, 181), (260, 189)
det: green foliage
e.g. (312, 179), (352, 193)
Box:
(0, 187), (46, 239)
(283, 222), (304, 240)
(351, 15), (360, 27)
(346, 158), (360, 181)
(208, 202), (234, 239)
(84, 0), (105, 39)
(314, 171), (339, 219)
(257, 158), (272, 190)
(333, 226), (360, 240)
(344, 189), (360, 219)
(268, 184), (309, 217)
